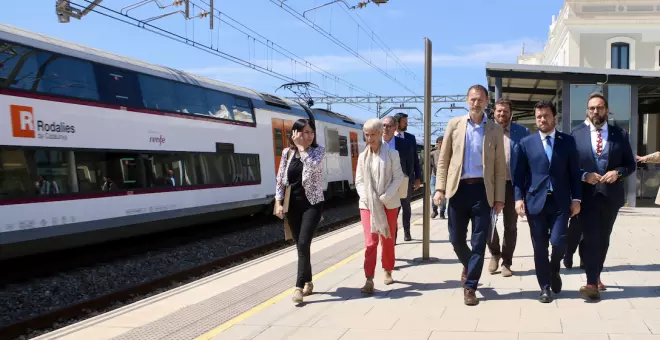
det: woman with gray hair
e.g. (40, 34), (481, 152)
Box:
(355, 118), (406, 294)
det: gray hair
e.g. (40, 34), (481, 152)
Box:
(363, 118), (383, 132)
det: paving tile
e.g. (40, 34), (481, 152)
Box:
(211, 325), (268, 340)
(518, 334), (608, 340)
(429, 332), (517, 340)
(560, 317), (651, 334)
(312, 313), (400, 330)
(609, 336), (660, 340)
(252, 326), (347, 340)
(338, 329), (431, 340)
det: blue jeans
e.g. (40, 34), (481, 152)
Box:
(430, 175), (446, 214)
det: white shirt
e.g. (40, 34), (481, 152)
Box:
(585, 119), (608, 156)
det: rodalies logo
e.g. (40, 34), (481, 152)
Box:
(11, 105), (76, 141)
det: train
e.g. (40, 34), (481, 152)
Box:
(0, 24), (370, 259)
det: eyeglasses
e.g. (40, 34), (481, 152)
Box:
(588, 106), (606, 112)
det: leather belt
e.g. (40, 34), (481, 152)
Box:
(460, 178), (483, 184)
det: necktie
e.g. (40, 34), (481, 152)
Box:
(596, 128), (603, 157)
(545, 135), (553, 192)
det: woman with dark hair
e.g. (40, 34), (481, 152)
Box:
(274, 118), (326, 303)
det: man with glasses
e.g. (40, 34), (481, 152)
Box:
(570, 92), (636, 300)
(382, 116), (415, 242)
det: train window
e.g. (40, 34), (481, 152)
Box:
(33, 54), (99, 101)
(325, 129), (340, 153)
(138, 74), (177, 112)
(0, 41), (39, 90)
(273, 128), (283, 156)
(206, 89), (235, 120)
(174, 82), (210, 116)
(233, 97), (255, 123)
(94, 64), (142, 107)
(338, 135), (348, 156)
(0, 148), (33, 199)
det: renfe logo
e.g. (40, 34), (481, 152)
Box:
(150, 135), (166, 145)
(10, 105), (76, 140)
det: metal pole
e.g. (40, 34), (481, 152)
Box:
(422, 37), (432, 259)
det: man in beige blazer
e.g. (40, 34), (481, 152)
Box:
(433, 84), (506, 306)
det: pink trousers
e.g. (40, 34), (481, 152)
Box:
(360, 207), (399, 278)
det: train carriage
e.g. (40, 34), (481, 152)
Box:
(0, 24), (365, 259)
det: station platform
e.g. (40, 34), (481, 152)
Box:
(35, 200), (660, 340)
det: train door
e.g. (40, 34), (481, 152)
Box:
(349, 132), (359, 183)
(271, 118), (293, 174)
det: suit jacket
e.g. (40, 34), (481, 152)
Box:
(435, 115), (506, 207)
(399, 131), (422, 181)
(513, 131), (582, 215)
(507, 122), (530, 180)
(392, 136), (415, 179)
(571, 123), (636, 208)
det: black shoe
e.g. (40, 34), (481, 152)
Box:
(539, 289), (553, 303)
(431, 211), (438, 218)
(563, 257), (573, 269)
(551, 272), (562, 294)
(440, 213), (446, 219)
(404, 231), (412, 241)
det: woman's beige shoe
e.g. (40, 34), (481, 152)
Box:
(361, 278), (374, 294)
(384, 271), (394, 285)
(292, 288), (304, 303)
(302, 282), (314, 296)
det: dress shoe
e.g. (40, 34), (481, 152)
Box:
(461, 267), (467, 285)
(488, 255), (500, 274)
(404, 231), (412, 241)
(501, 265), (513, 277)
(579, 284), (600, 300)
(431, 210), (438, 218)
(598, 278), (606, 291)
(563, 257), (573, 269)
(463, 288), (479, 306)
(551, 272), (562, 294)
(539, 289), (553, 303)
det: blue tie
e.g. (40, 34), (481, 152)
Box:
(545, 135), (553, 192)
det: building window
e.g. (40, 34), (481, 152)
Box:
(611, 43), (630, 69)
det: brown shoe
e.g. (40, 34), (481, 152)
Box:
(488, 255), (500, 274)
(598, 278), (606, 291)
(384, 270), (394, 285)
(463, 288), (479, 306)
(461, 267), (467, 285)
(501, 265), (513, 277)
(579, 284), (601, 300)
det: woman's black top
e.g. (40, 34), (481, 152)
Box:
(287, 155), (307, 201)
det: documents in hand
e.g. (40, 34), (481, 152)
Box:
(490, 208), (499, 243)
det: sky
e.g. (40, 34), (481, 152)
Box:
(2, 0), (565, 139)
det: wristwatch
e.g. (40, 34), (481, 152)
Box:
(616, 169), (623, 177)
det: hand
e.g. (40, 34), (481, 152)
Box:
(636, 155), (645, 162)
(291, 130), (307, 150)
(274, 201), (284, 219)
(570, 201), (581, 217)
(599, 170), (619, 184)
(515, 200), (526, 217)
(433, 191), (445, 206)
(584, 172), (601, 185)
(493, 201), (504, 214)
(413, 179), (421, 191)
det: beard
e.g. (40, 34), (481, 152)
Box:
(590, 116), (606, 127)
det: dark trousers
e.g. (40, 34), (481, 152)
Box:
(527, 195), (568, 291)
(487, 181), (518, 267)
(288, 198), (324, 288)
(448, 181), (490, 290)
(580, 194), (619, 285)
(565, 216), (584, 264)
(430, 175), (447, 215)
(398, 178), (414, 233)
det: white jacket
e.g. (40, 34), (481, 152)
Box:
(355, 146), (405, 210)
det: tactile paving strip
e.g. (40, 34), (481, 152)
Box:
(110, 231), (365, 340)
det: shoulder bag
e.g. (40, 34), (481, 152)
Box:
(273, 148), (296, 241)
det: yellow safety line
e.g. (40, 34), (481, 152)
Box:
(196, 216), (423, 340)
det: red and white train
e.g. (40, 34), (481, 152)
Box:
(0, 24), (367, 259)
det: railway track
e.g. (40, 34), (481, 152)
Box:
(1, 192), (424, 340)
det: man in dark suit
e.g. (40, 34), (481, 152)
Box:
(393, 112), (421, 241)
(488, 99), (530, 277)
(513, 100), (582, 303)
(382, 116), (415, 241)
(571, 92), (636, 300)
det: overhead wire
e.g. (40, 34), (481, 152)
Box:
(68, 0), (377, 113)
